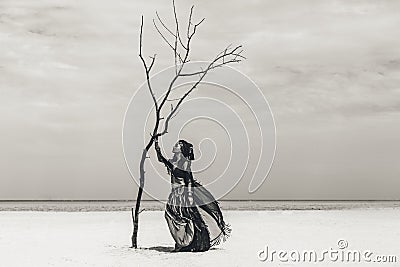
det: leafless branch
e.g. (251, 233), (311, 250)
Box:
(179, 46), (245, 77)
(155, 11), (174, 37)
(172, 0), (187, 49)
(152, 19), (184, 64)
(170, 108), (182, 120)
(156, 44), (245, 138)
(166, 97), (181, 102)
(139, 16), (158, 111)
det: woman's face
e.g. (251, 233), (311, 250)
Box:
(172, 142), (181, 154)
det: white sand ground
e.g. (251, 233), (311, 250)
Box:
(0, 209), (399, 267)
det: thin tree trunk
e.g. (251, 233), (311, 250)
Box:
(131, 143), (153, 248)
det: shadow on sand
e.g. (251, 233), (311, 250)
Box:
(144, 246), (175, 253)
(142, 246), (221, 253)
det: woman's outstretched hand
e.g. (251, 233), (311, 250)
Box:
(154, 136), (165, 164)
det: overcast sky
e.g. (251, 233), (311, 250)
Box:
(0, 0), (399, 200)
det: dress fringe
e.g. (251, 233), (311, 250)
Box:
(210, 223), (232, 247)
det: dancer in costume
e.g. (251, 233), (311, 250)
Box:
(154, 138), (231, 252)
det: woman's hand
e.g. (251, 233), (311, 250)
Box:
(154, 137), (161, 152)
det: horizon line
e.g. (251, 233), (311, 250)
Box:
(0, 199), (399, 202)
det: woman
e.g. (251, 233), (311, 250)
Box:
(154, 138), (231, 252)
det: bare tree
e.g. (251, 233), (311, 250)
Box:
(131, 0), (244, 248)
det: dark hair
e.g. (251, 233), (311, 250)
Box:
(178, 139), (195, 160)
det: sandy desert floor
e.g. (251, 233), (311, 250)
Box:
(0, 208), (399, 267)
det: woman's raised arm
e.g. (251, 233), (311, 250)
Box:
(154, 139), (174, 170)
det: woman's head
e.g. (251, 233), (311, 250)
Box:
(172, 139), (195, 160)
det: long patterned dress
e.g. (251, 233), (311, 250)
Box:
(155, 143), (231, 252)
